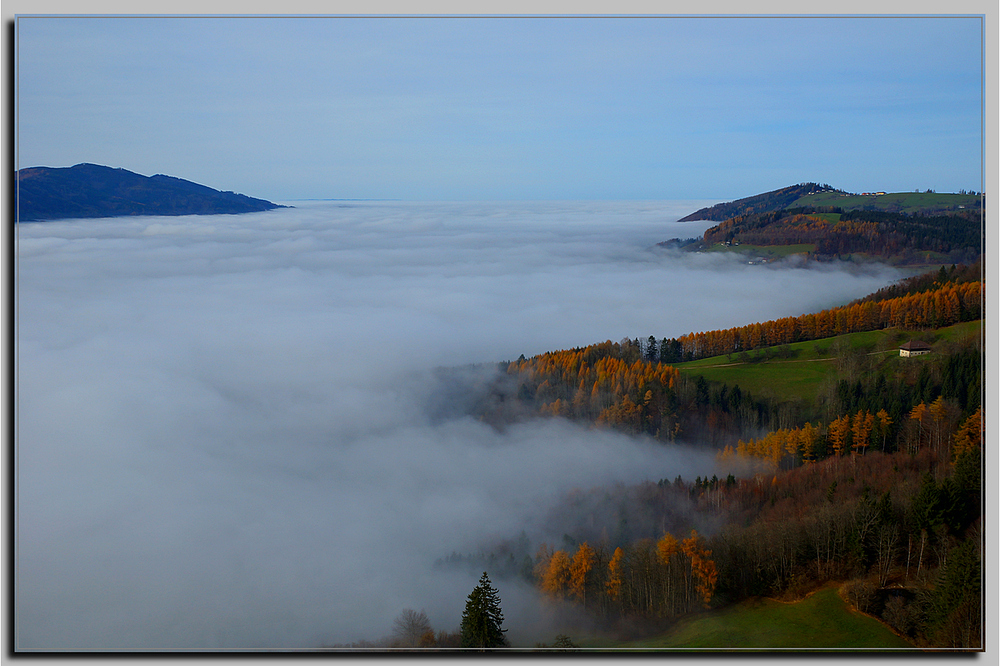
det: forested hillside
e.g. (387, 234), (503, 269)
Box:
(666, 263), (981, 362)
(678, 183), (982, 222)
(678, 183), (838, 221)
(455, 263), (982, 650)
(699, 208), (981, 265)
(476, 263), (981, 442)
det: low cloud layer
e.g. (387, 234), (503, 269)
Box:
(16, 201), (906, 649)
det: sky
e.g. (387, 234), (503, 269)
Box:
(15, 14), (985, 201)
(14, 201), (913, 650)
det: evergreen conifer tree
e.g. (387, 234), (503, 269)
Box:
(460, 572), (507, 649)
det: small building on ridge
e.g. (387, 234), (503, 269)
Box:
(899, 341), (932, 357)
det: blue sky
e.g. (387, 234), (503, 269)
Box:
(16, 15), (984, 201)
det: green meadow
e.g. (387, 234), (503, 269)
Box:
(606, 587), (913, 650)
(703, 242), (816, 259)
(787, 190), (980, 215)
(702, 239), (958, 268)
(806, 212), (842, 223)
(673, 321), (981, 404)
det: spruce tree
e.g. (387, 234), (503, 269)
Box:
(460, 572), (507, 649)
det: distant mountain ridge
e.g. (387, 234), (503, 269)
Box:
(668, 182), (982, 266)
(16, 163), (287, 221)
(678, 183), (837, 221)
(679, 183), (982, 221)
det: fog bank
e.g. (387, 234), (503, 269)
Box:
(15, 201), (906, 649)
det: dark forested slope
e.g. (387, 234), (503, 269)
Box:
(676, 185), (983, 265)
(679, 183), (983, 222)
(700, 208), (981, 264)
(678, 183), (834, 221)
(17, 163), (286, 221)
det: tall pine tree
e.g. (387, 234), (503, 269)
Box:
(460, 572), (508, 649)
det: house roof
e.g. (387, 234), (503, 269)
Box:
(900, 340), (932, 351)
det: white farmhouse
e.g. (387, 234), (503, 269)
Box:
(899, 341), (932, 357)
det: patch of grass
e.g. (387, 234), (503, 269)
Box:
(674, 330), (888, 402)
(934, 320), (982, 344)
(704, 242), (816, 259)
(678, 355), (835, 403)
(672, 322), (980, 404)
(609, 587), (913, 650)
(788, 191), (981, 215)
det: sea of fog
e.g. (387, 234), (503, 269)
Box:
(15, 200), (908, 650)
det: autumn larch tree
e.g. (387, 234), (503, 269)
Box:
(460, 572), (508, 649)
(569, 543), (596, 608)
(876, 409), (893, 452)
(606, 547), (624, 604)
(680, 530), (718, 608)
(951, 407), (981, 460)
(541, 550), (571, 599)
(657, 533), (680, 614)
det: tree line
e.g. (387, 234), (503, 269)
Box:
(664, 278), (980, 363)
(701, 208), (981, 260)
(485, 297), (980, 452)
(852, 263), (980, 304)
(533, 530), (718, 620)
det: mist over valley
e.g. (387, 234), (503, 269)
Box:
(17, 201), (915, 648)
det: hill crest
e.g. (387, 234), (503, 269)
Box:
(679, 183), (982, 222)
(16, 163), (287, 221)
(678, 183), (837, 221)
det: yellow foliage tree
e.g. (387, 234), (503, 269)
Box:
(657, 532), (679, 565)
(851, 410), (874, 455)
(828, 414), (851, 457)
(927, 396), (958, 455)
(569, 543), (596, 607)
(680, 530), (717, 608)
(908, 402), (928, 453)
(952, 407), (982, 461)
(799, 422), (817, 463)
(606, 547), (624, 601)
(783, 428), (800, 463)
(541, 550), (571, 599)
(876, 409), (893, 453)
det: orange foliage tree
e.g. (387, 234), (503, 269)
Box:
(541, 550), (571, 599)
(851, 411), (875, 456)
(828, 414), (852, 457)
(680, 530), (718, 608)
(505, 341), (682, 437)
(605, 547), (624, 602)
(951, 407), (982, 461)
(569, 543), (596, 608)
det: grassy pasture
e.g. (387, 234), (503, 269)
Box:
(807, 212), (842, 222)
(677, 354), (835, 403)
(673, 330), (890, 402)
(788, 191), (980, 215)
(607, 587), (913, 650)
(703, 242), (816, 259)
(673, 322), (980, 404)
(933, 319), (982, 344)
(700, 239), (966, 268)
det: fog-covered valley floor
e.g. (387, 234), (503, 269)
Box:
(15, 201), (908, 649)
